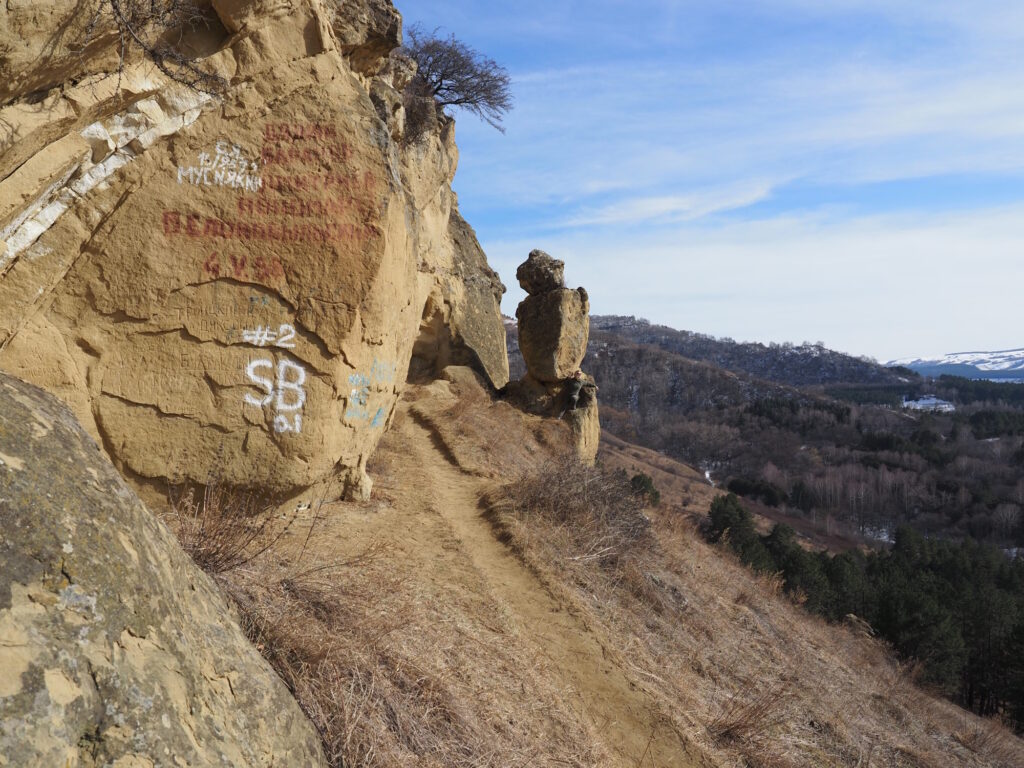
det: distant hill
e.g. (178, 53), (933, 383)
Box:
(889, 348), (1024, 381)
(590, 316), (904, 386)
(506, 315), (907, 388)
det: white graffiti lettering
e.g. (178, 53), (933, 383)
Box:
(241, 323), (297, 348)
(177, 140), (262, 192)
(276, 360), (306, 412)
(243, 359), (274, 407)
(244, 357), (307, 435)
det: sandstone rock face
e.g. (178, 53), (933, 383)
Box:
(566, 393), (600, 465)
(0, 1), (125, 106)
(0, 0), (507, 499)
(505, 372), (599, 465)
(0, 372), (326, 766)
(408, 208), (509, 388)
(517, 287), (590, 383)
(516, 248), (564, 295)
(326, 0), (403, 76)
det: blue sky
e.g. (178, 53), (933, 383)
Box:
(396, 1), (1024, 361)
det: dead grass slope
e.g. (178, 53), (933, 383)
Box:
(415, 373), (1024, 768)
(161, 369), (1024, 767)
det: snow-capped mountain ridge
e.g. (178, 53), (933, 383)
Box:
(889, 348), (1024, 377)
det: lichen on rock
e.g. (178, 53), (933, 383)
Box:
(0, 372), (326, 766)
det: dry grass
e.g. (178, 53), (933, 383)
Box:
(166, 483), (294, 574)
(405, 376), (571, 480)
(953, 717), (1022, 768)
(159, 378), (1024, 768)
(708, 680), (795, 744)
(499, 459), (651, 567)
(164, 486), (480, 766)
(161, 472), (601, 767)
(218, 546), (477, 767)
(484, 442), (1024, 768)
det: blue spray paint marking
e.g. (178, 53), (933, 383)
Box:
(344, 361), (395, 428)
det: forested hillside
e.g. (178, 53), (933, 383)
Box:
(707, 494), (1024, 729)
(590, 315), (905, 386)
(508, 321), (1024, 548)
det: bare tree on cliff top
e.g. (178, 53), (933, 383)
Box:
(403, 25), (513, 132)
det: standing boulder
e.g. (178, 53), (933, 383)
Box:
(0, 372), (326, 766)
(517, 286), (590, 383)
(508, 250), (598, 464)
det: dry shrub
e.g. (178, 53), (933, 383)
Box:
(953, 717), (1021, 767)
(498, 459), (652, 571)
(708, 680), (794, 744)
(91, 0), (227, 92)
(402, 24), (513, 133)
(166, 483), (294, 574)
(402, 75), (442, 144)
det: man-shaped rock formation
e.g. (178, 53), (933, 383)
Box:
(510, 250), (599, 463)
(515, 250), (591, 381)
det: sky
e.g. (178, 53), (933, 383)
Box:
(396, 1), (1024, 362)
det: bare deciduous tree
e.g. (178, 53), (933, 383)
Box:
(403, 25), (512, 132)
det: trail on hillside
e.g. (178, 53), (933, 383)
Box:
(386, 403), (700, 768)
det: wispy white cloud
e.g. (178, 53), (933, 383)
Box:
(485, 204), (1024, 361)
(459, 57), (1024, 205)
(561, 180), (778, 227)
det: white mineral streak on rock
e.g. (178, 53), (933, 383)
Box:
(0, 89), (212, 270)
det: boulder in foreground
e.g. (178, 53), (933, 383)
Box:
(0, 373), (325, 767)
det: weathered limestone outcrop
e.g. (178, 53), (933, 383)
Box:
(508, 250), (598, 464)
(409, 206), (509, 387)
(0, 0), (508, 499)
(0, 372), (326, 766)
(515, 250), (590, 382)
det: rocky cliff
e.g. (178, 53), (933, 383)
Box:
(0, 0), (508, 500)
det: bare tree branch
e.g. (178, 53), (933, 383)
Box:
(402, 25), (512, 133)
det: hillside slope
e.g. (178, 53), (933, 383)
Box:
(511, 319), (1024, 552)
(235, 370), (1023, 767)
